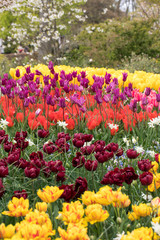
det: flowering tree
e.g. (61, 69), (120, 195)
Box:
(131, 0), (160, 23)
(0, 0), (87, 62)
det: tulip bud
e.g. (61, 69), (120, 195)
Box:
(36, 202), (48, 212)
(116, 217), (122, 224)
(127, 224), (131, 228)
(56, 214), (63, 222)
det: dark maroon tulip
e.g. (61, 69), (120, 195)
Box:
(0, 130), (5, 136)
(15, 137), (29, 150)
(42, 162), (51, 178)
(48, 160), (63, 173)
(72, 138), (85, 148)
(56, 171), (66, 182)
(100, 171), (114, 185)
(155, 153), (159, 163)
(94, 140), (105, 152)
(0, 165), (8, 178)
(3, 141), (14, 153)
(0, 159), (7, 167)
(83, 134), (93, 142)
(18, 158), (29, 169)
(12, 190), (28, 199)
(126, 149), (139, 159)
(95, 151), (114, 163)
(59, 184), (75, 202)
(139, 172), (153, 186)
(38, 129), (49, 138)
(74, 133), (84, 139)
(7, 149), (20, 165)
(72, 152), (85, 168)
(31, 158), (45, 169)
(74, 177), (88, 198)
(24, 165), (40, 178)
(80, 145), (95, 155)
(116, 148), (124, 157)
(15, 131), (27, 139)
(0, 134), (8, 144)
(30, 151), (43, 160)
(85, 160), (98, 171)
(43, 142), (58, 154)
(138, 159), (153, 172)
(57, 132), (71, 141)
(101, 168), (125, 186)
(0, 179), (5, 198)
(122, 167), (138, 184)
(105, 142), (119, 152)
(55, 138), (70, 152)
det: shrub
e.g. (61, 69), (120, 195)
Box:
(118, 53), (160, 73)
(64, 18), (160, 68)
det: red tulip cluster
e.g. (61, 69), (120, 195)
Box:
(138, 159), (153, 186)
(101, 167), (138, 186)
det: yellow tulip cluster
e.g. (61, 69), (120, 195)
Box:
(81, 186), (131, 208)
(128, 196), (160, 225)
(9, 64), (160, 91)
(1, 185), (160, 239)
(1, 203), (55, 239)
(121, 227), (157, 240)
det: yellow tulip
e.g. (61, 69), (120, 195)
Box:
(37, 186), (64, 203)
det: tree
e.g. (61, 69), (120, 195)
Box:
(0, 0), (87, 62)
(131, 0), (160, 21)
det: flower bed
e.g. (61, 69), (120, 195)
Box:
(0, 62), (160, 239)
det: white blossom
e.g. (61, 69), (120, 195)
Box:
(113, 231), (125, 240)
(152, 222), (160, 236)
(57, 121), (68, 129)
(135, 146), (144, 153)
(26, 138), (35, 146)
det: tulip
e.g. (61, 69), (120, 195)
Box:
(85, 160), (98, 171)
(126, 149), (139, 159)
(24, 165), (40, 178)
(139, 172), (153, 186)
(138, 159), (153, 172)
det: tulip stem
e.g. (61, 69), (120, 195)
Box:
(48, 203), (53, 227)
(101, 163), (104, 177)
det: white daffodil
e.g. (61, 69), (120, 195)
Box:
(0, 119), (9, 128)
(151, 222), (160, 236)
(135, 146), (144, 153)
(57, 121), (68, 129)
(108, 123), (119, 130)
(123, 136), (128, 143)
(113, 231), (125, 240)
(147, 150), (156, 158)
(141, 192), (152, 201)
(132, 136), (138, 144)
(26, 138), (35, 146)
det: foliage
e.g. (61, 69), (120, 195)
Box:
(0, 54), (11, 76)
(64, 18), (160, 68)
(118, 53), (160, 74)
